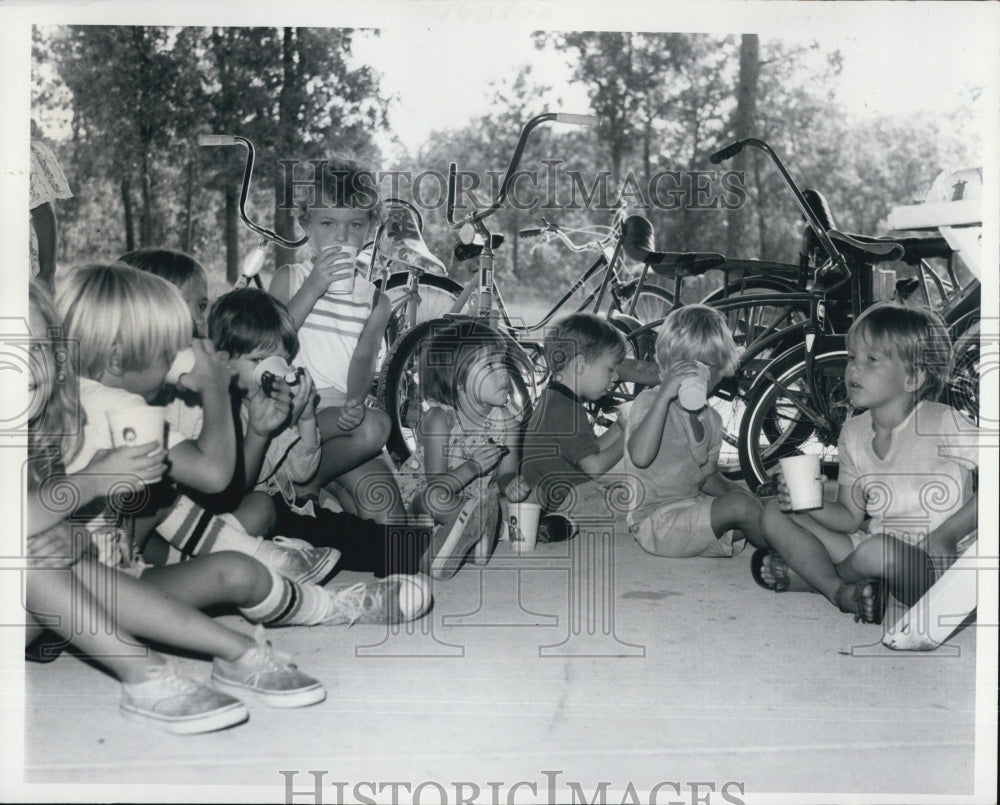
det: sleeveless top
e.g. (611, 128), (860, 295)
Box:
(285, 262), (377, 393)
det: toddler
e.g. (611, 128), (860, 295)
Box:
(755, 303), (978, 624)
(521, 313), (628, 540)
(624, 304), (766, 557)
(398, 320), (529, 579)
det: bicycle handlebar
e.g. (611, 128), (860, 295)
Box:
(447, 112), (600, 230)
(198, 133), (309, 250)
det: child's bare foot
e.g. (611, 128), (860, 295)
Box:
(750, 548), (812, 593)
(834, 579), (886, 625)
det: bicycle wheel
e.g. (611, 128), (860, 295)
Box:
(379, 272), (467, 345)
(704, 282), (811, 478)
(738, 340), (852, 492)
(949, 316), (981, 426)
(624, 284), (675, 325)
(377, 316), (534, 464)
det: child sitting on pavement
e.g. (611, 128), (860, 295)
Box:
(152, 288), (429, 581)
(754, 303), (978, 624)
(269, 154), (404, 524)
(521, 313), (627, 541)
(624, 304), (766, 558)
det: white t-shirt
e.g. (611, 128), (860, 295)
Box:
(837, 401), (979, 545)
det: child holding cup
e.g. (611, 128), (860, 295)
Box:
(755, 303), (979, 625)
(269, 154), (403, 523)
(624, 305), (767, 558)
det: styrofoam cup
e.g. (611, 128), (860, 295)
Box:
(165, 348), (196, 386)
(779, 454), (823, 512)
(508, 501), (542, 553)
(324, 245), (358, 294)
(107, 406), (166, 449)
(678, 376), (708, 411)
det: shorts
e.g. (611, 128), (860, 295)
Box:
(315, 386), (348, 411)
(629, 496), (744, 559)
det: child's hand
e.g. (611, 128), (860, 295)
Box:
(772, 468), (828, 512)
(304, 246), (356, 296)
(469, 442), (503, 475)
(246, 379), (292, 437)
(504, 475), (531, 502)
(175, 339), (233, 395)
(289, 369), (317, 423)
(337, 399), (366, 431)
(660, 360), (708, 402)
(79, 443), (169, 495)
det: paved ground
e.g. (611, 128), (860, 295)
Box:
(11, 481), (992, 804)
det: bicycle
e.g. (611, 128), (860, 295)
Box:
(702, 139), (981, 489)
(377, 111), (638, 462)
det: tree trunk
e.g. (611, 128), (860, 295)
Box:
(225, 183), (240, 284)
(183, 155), (194, 252)
(274, 26), (299, 270)
(726, 34), (759, 257)
(139, 148), (154, 247)
(121, 174), (135, 253)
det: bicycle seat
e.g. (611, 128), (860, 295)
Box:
(377, 203), (447, 275)
(622, 215), (725, 275)
(453, 234), (505, 264)
(828, 229), (905, 264)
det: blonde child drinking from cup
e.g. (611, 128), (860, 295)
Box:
(269, 155), (403, 523)
(24, 281), (322, 734)
(624, 304), (767, 557)
(755, 303), (978, 624)
(57, 263), (430, 629)
(397, 320), (530, 579)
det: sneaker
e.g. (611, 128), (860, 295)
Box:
(120, 660), (249, 734)
(322, 573), (432, 626)
(426, 496), (498, 580)
(211, 625), (326, 708)
(253, 536), (340, 586)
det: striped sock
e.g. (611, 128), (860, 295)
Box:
(237, 566), (332, 627)
(157, 496), (259, 557)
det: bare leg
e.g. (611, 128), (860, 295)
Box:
(309, 406), (391, 487)
(760, 500), (859, 607)
(138, 551), (273, 613)
(710, 491), (767, 549)
(333, 454), (407, 523)
(231, 491), (278, 537)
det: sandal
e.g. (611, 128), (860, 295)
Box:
(750, 548), (790, 592)
(836, 579), (886, 625)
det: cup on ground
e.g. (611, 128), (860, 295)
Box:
(107, 406), (166, 450)
(508, 501), (542, 553)
(324, 245), (358, 294)
(778, 454), (823, 512)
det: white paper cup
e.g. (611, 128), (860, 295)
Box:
(508, 501), (542, 553)
(778, 454), (823, 512)
(165, 348), (196, 386)
(324, 245), (358, 294)
(107, 406), (166, 449)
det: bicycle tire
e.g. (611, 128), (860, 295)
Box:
(738, 339), (851, 492)
(626, 284), (675, 326)
(949, 316), (980, 426)
(377, 316), (534, 464)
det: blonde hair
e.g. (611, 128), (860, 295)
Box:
(847, 303), (952, 402)
(56, 262), (192, 380)
(655, 304), (741, 379)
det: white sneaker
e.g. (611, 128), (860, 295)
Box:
(120, 660), (249, 734)
(322, 573), (433, 626)
(252, 536), (340, 586)
(212, 625), (326, 708)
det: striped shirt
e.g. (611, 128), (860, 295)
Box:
(285, 262), (377, 394)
